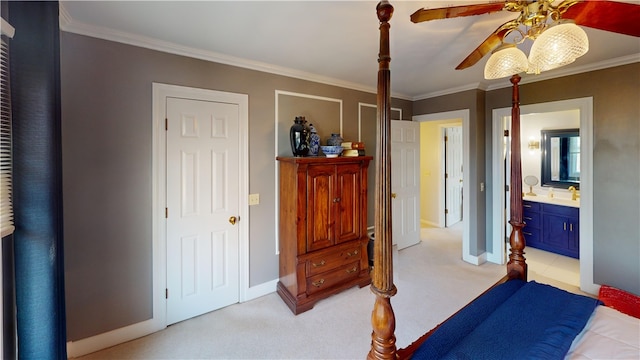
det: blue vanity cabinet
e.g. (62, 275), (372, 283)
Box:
(522, 200), (579, 259)
(522, 201), (543, 249)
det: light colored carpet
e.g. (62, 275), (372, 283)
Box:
(76, 224), (576, 359)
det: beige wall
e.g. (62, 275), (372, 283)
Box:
(60, 32), (411, 341)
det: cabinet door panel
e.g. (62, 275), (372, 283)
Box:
(568, 219), (579, 252)
(306, 165), (335, 251)
(336, 163), (362, 244)
(543, 214), (568, 249)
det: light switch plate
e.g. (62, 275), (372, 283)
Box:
(249, 193), (260, 205)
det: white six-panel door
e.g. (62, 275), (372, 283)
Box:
(166, 97), (240, 324)
(391, 120), (421, 250)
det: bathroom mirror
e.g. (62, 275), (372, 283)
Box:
(541, 128), (580, 189)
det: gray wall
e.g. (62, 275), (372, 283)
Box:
(484, 63), (640, 295)
(61, 30), (639, 342)
(413, 90), (487, 257)
(60, 32), (411, 341)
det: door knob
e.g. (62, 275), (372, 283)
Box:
(229, 216), (237, 225)
(391, 193), (397, 199)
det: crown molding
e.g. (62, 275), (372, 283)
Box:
(412, 54), (640, 100)
(58, 4), (636, 103)
(485, 54), (640, 92)
(412, 82), (487, 101)
(58, 3), (414, 101)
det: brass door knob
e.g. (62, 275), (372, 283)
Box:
(229, 216), (237, 225)
(391, 193), (397, 199)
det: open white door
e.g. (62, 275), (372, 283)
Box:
(445, 126), (463, 227)
(391, 120), (421, 250)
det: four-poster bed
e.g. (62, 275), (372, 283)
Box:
(368, 2), (639, 359)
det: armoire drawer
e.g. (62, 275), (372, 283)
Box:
(306, 261), (360, 295)
(305, 243), (363, 277)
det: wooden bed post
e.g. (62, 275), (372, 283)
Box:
(507, 74), (528, 281)
(368, 2), (397, 360)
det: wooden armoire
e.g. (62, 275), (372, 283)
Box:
(276, 156), (372, 314)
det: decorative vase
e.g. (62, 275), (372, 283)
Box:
(289, 116), (309, 157)
(327, 133), (343, 147)
(308, 123), (320, 156)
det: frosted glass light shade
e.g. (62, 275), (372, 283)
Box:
(484, 44), (529, 79)
(528, 22), (588, 73)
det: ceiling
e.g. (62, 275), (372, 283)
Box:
(59, 1), (640, 100)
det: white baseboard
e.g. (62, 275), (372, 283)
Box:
(244, 279), (278, 301)
(68, 280), (278, 358)
(420, 219), (440, 228)
(67, 317), (164, 358)
(463, 251), (486, 266)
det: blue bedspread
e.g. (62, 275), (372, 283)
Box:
(412, 280), (602, 360)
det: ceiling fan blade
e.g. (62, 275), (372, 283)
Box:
(455, 20), (518, 70)
(561, 0), (640, 37)
(411, 2), (505, 23)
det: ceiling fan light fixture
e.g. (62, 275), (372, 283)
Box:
(484, 43), (529, 80)
(528, 21), (589, 73)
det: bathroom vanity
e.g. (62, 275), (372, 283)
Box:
(522, 196), (579, 259)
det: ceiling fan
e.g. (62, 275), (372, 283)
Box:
(411, 0), (640, 71)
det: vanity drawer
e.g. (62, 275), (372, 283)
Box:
(306, 261), (360, 295)
(522, 226), (541, 247)
(523, 210), (540, 228)
(523, 200), (540, 212)
(304, 242), (362, 277)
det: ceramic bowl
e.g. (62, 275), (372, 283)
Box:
(320, 145), (343, 158)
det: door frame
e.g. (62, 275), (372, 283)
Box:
(413, 110), (472, 263)
(491, 97), (596, 294)
(153, 83), (250, 325)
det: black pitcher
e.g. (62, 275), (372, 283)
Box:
(290, 116), (310, 157)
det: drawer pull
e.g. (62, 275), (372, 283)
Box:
(346, 250), (359, 257)
(524, 216), (532, 220)
(312, 279), (325, 287)
(570, 223), (573, 232)
(523, 231), (532, 236)
(523, 204), (532, 208)
(312, 260), (326, 268)
(345, 266), (358, 274)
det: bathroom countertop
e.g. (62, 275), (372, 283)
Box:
(523, 194), (580, 208)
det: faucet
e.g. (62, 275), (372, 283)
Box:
(568, 186), (579, 201)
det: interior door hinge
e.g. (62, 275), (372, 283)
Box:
(445, 209), (449, 214)
(444, 135), (448, 141)
(165, 288), (168, 299)
(165, 208), (168, 218)
(504, 129), (509, 137)
(445, 173), (448, 179)
(505, 185), (510, 191)
(165, 118), (168, 131)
